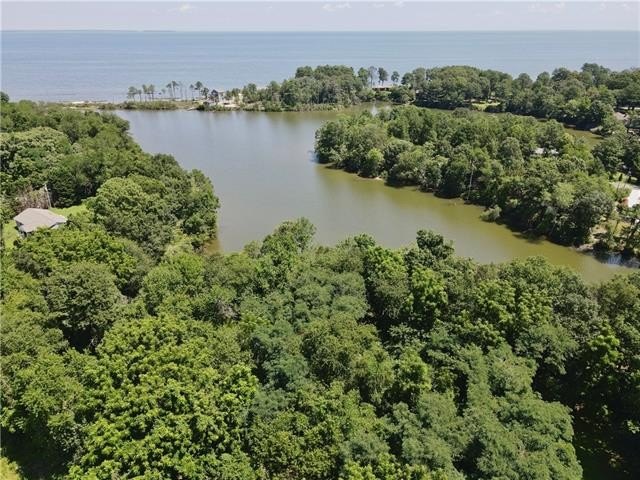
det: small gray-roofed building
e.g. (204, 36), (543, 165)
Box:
(13, 208), (67, 235)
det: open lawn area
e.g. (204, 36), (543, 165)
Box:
(51, 203), (88, 218)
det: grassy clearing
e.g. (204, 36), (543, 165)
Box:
(51, 203), (88, 217)
(1, 220), (20, 250)
(568, 128), (603, 148)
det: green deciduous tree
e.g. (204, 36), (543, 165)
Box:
(67, 316), (258, 479)
(43, 262), (122, 349)
(88, 177), (176, 257)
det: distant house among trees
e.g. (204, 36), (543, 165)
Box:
(13, 208), (67, 236)
(624, 185), (640, 208)
(209, 89), (221, 102)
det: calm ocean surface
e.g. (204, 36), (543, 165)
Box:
(1, 30), (638, 101)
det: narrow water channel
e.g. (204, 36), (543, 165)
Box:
(117, 109), (637, 283)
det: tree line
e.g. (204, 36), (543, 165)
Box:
(315, 106), (640, 254)
(121, 63), (640, 129)
(127, 80), (233, 104)
(406, 64), (640, 130)
(123, 65), (399, 108)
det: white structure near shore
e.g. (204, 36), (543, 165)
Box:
(614, 182), (640, 208)
(627, 185), (640, 208)
(13, 208), (67, 236)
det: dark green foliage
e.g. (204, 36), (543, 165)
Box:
(43, 262), (122, 349)
(126, 63), (636, 128)
(0, 273), (87, 478)
(243, 65), (371, 110)
(4, 217), (639, 478)
(88, 177), (177, 257)
(388, 85), (416, 105)
(181, 170), (219, 246)
(409, 64), (638, 130)
(11, 224), (150, 295)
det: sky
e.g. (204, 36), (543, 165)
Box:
(1, 1), (639, 31)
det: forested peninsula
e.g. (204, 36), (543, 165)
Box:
(315, 106), (640, 256)
(1, 96), (640, 479)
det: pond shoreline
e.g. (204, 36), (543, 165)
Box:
(117, 107), (636, 282)
(322, 162), (640, 271)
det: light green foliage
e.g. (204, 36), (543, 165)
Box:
(141, 253), (206, 314)
(0, 278), (88, 478)
(408, 266), (448, 327)
(67, 316), (258, 479)
(389, 349), (432, 407)
(410, 64), (633, 129)
(256, 218), (316, 290)
(388, 85), (416, 105)
(0, 457), (22, 480)
(583, 273), (640, 457)
(303, 316), (394, 405)
(248, 384), (387, 480)
(6, 219), (635, 478)
(363, 245), (410, 325)
(393, 345), (582, 480)
(0, 101), (219, 254)
(360, 148), (384, 178)
(0, 126), (70, 197)
(244, 65), (368, 110)
(182, 170), (219, 246)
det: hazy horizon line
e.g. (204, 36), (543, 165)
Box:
(3, 28), (638, 32)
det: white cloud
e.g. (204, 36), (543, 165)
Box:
(528, 2), (566, 14)
(168, 3), (195, 14)
(322, 3), (351, 13)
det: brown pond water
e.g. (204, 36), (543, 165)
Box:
(117, 109), (637, 283)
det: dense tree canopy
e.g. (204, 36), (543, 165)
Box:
(2, 213), (639, 478)
(239, 65), (374, 111)
(1, 94), (639, 480)
(403, 64), (640, 130)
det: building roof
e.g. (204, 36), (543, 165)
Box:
(14, 208), (67, 233)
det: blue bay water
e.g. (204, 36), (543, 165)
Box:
(1, 30), (638, 101)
